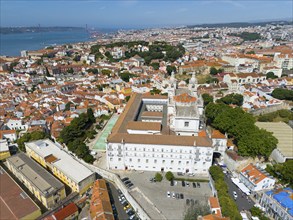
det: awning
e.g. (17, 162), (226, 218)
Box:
(231, 177), (251, 195)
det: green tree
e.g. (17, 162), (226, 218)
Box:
(155, 172), (163, 182)
(216, 93), (244, 106)
(67, 68), (74, 74)
(64, 101), (73, 111)
(271, 88), (293, 101)
(246, 50), (255, 54)
(266, 72), (278, 79)
(125, 96), (131, 102)
(202, 93), (213, 106)
(73, 55), (81, 62)
(150, 62), (160, 70)
(165, 171), (174, 181)
(101, 69), (112, 76)
(120, 71), (135, 82)
(17, 131), (49, 152)
(266, 160), (293, 187)
(206, 103), (277, 159)
(238, 129), (277, 159)
(166, 65), (176, 75)
(184, 202), (210, 220)
(210, 67), (218, 75)
(87, 108), (96, 124)
(9, 62), (18, 72)
(83, 154), (95, 164)
(209, 166), (242, 219)
(250, 207), (270, 220)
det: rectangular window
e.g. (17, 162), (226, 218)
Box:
(146, 159), (149, 163)
(138, 159), (140, 162)
(184, 121), (189, 127)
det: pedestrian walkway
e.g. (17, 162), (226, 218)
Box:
(93, 114), (119, 151)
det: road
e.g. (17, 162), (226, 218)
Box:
(107, 181), (130, 220)
(224, 172), (254, 212)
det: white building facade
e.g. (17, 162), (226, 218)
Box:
(239, 164), (275, 192)
(107, 137), (213, 175)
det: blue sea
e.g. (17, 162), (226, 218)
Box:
(0, 30), (91, 56)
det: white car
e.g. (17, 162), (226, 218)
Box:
(233, 191), (238, 199)
(167, 191), (171, 198)
(172, 192), (176, 199)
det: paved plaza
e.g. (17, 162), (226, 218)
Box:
(115, 171), (212, 220)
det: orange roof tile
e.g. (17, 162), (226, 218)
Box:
(174, 93), (197, 103)
(209, 197), (220, 209)
(241, 164), (268, 184)
(211, 130), (225, 139)
(53, 203), (78, 220)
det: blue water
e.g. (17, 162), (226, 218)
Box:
(0, 30), (90, 56)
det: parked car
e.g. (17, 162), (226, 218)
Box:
(170, 179), (174, 186)
(167, 191), (171, 198)
(126, 208), (134, 215)
(149, 177), (156, 183)
(126, 183), (134, 188)
(182, 181), (185, 187)
(174, 180), (177, 186)
(197, 182), (200, 188)
(121, 200), (128, 206)
(129, 214), (136, 220)
(180, 193), (184, 199)
(186, 182), (190, 187)
(177, 172), (184, 176)
(233, 191), (238, 199)
(125, 204), (131, 209)
(190, 199), (194, 206)
(122, 177), (129, 182)
(124, 180), (131, 185)
(192, 182), (197, 188)
(186, 199), (190, 205)
(172, 192), (176, 199)
(176, 193), (180, 199)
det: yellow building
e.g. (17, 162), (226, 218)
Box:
(121, 87), (132, 96)
(6, 152), (66, 209)
(0, 139), (11, 160)
(25, 139), (95, 194)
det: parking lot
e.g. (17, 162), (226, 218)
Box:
(118, 171), (213, 220)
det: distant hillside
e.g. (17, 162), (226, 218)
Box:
(187, 20), (293, 28)
(0, 26), (85, 34)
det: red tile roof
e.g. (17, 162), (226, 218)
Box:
(53, 203), (78, 220)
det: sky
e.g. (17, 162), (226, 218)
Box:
(1, 0), (293, 29)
